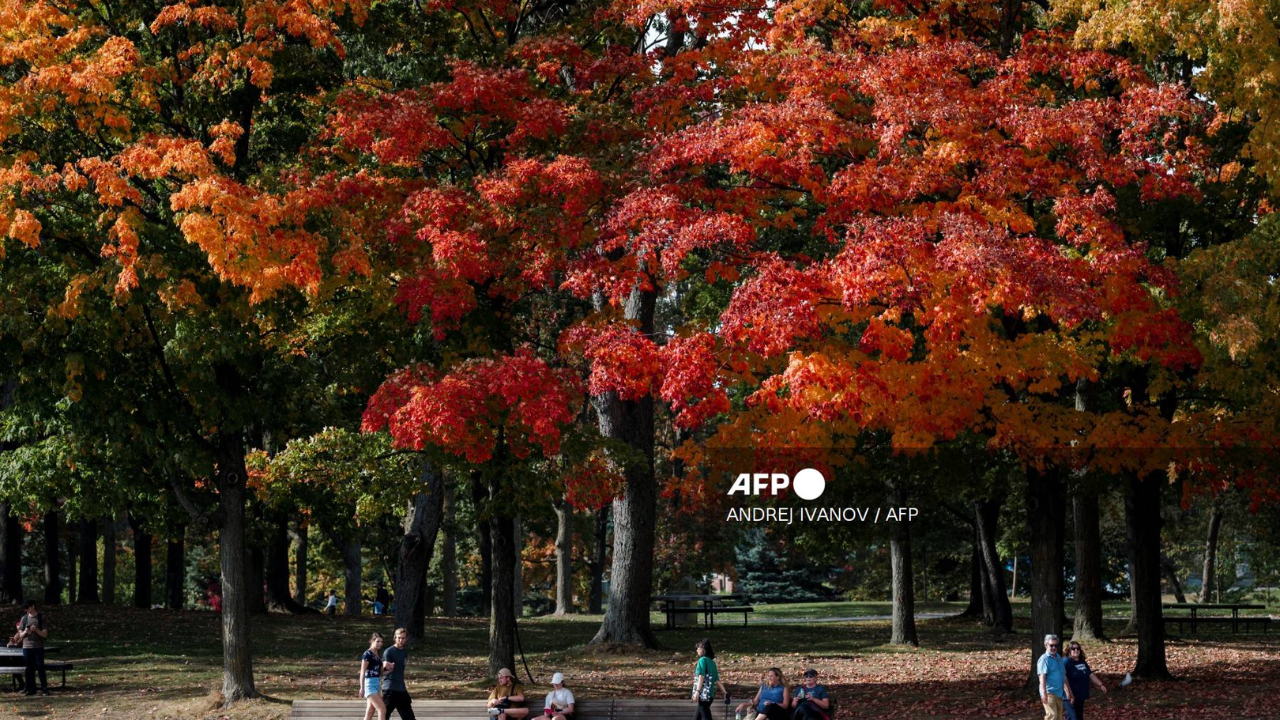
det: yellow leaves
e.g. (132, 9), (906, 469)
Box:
(158, 279), (204, 311)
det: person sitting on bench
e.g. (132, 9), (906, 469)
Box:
(543, 672), (575, 720)
(735, 668), (790, 720)
(789, 669), (829, 720)
(487, 668), (529, 720)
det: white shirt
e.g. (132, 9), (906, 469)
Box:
(545, 688), (575, 711)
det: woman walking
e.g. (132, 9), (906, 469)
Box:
(359, 632), (390, 720)
(1064, 641), (1107, 720)
(691, 639), (729, 720)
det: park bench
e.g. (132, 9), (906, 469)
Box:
(1162, 602), (1272, 635)
(652, 594), (756, 629)
(2, 660), (74, 691)
(291, 698), (743, 720)
(1163, 615), (1272, 634)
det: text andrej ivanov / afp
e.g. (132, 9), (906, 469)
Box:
(724, 506), (919, 524)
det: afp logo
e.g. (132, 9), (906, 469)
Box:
(727, 468), (826, 500)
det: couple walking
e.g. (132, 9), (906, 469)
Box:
(1037, 634), (1108, 720)
(359, 628), (417, 720)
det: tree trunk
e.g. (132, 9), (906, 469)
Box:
(960, 528), (984, 618)
(512, 516), (523, 616)
(976, 498), (1013, 633)
(67, 528), (77, 604)
(1162, 555), (1186, 604)
(472, 471), (492, 617)
(1199, 505), (1224, 603)
(554, 500), (574, 615)
(1072, 493), (1106, 641)
(889, 486), (918, 646)
(1125, 471), (1170, 678)
(265, 515), (311, 614)
(0, 504), (23, 603)
(395, 460), (446, 644)
(489, 495), (518, 675)
(216, 432), (258, 702)
(291, 520), (308, 606)
(130, 513), (152, 609)
(248, 544), (267, 614)
(102, 517), (116, 605)
(589, 507), (608, 614)
(44, 511), (61, 605)
(589, 283), (658, 648)
(77, 518), (100, 604)
(442, 485), (458, 617)
(341, 537), (362, 617)
(166, 535), (186, 610)
(1025, 466), (1066, 685)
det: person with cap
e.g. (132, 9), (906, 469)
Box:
(789, 670), (829, 720)
(1037, 634), (1074, 720)
(543, 672), (575, 720)
(487, 667), (529, 720)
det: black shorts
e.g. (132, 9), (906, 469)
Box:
(761, 704), (790, 720)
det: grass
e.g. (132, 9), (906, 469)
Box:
(0, 599), (1276, 720)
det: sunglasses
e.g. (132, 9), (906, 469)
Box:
(1048, 644), (1059, 648)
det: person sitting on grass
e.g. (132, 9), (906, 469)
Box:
(543, 672), (575, 720)
(1064, 641), (1107, 720)
(789, 669), (829, 720)
(487, 667), (529, 720)
(360, 632), (392, 720)
(735, 668), (789, 720)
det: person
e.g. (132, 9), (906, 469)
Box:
(382, 627), (417, 720)
(487, 667), (529, 720)
(691, 638), (729, 720)
(735, 668), (789, 720)
(789, 669), (829, 720)
(17, 600), (50, 696)
(543, 672), (575, 720)
(1064, 641), (1107, 720)
(360, 632), (391, 720)
(326, 589), (339, 617)
(377, 582), (391, 609)
(1036, 634), (1074, 720)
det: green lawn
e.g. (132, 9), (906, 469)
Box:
(1, 601), (1275, 720)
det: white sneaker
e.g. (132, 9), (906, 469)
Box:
(489, 709), (503, 716)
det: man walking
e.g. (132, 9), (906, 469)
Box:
(1037, 634), (1074, 720)
(383, 627), (416, 719)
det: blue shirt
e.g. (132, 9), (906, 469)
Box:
(792, 684), (828, 711)
(1036, 652), (1067, 699)
(1065, 659), (1092, 701)
(758, 684), (784, 712)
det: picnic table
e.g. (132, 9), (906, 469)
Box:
(1162, 603), (1270, 634)
(1, 646), (73, 691)
(651, 593), (754, 629)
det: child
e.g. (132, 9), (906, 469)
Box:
(359, 632), (390, 720)
(692, 638), (730, 720)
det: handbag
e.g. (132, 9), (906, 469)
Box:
(694, 675), (715, 702)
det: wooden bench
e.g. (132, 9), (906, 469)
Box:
(291, 698), (739, 720)
(1164, 615), (1272, 634)
(3, 661), (73, 691)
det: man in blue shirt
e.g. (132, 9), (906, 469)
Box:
(1036, 634), (1073, 720)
